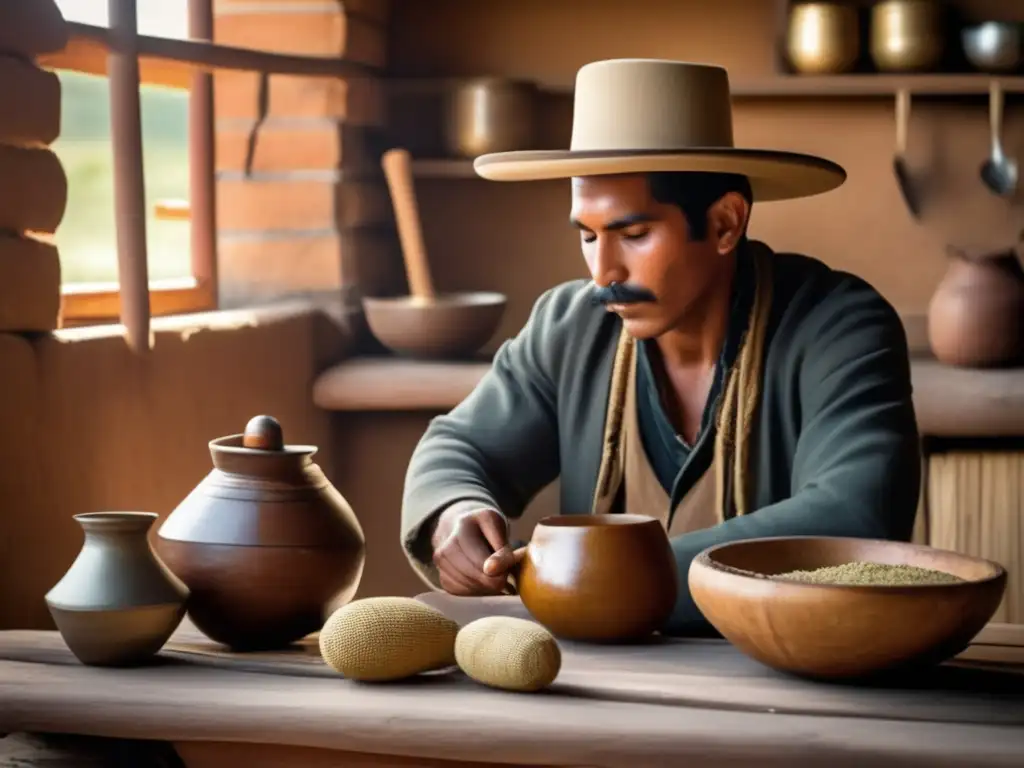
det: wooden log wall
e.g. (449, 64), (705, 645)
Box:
(0, 2), (69, 333)
(212, 0), (404, 308)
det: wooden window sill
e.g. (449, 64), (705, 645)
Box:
(60, 277), (215, 328)
(311, 355), (1024, 438)
(54, 298), (322, 342)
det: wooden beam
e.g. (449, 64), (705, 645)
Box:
(36, 21), (376, 90)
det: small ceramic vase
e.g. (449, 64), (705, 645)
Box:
(155, 415), (366, 651)
(45, 511), (189, 667)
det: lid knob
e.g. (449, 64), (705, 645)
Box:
(242, 415), (284, 451)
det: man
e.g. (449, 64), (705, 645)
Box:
(399, 59), (921, 635)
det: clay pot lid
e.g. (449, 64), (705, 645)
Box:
(210, 415), (317, 457)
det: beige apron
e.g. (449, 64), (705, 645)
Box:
(590, 329), (720, 536)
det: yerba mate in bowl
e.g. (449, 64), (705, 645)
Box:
(688, 536), (1006, 680)
(773, 561), (964, 586)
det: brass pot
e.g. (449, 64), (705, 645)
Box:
(870, 0), (945, 72)
(786, 3), (861, 75)
(444, 78), (538, 158)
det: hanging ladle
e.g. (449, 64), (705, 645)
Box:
(893, 88), (921, 218)
(980, 79), (1018, 197)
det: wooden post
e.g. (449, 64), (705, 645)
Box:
(108, 0), (151, 352)
(189, 0), (217, 305)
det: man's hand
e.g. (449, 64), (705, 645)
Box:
(431, 506), (524, 595)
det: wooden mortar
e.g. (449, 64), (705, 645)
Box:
(362, 148), (506, 359)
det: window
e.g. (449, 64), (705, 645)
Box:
(50, 0), (212, 325)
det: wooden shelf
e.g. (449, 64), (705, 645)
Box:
(312, 356), (491, 412)
(389, 74), (1024, 101)
(312, 354), (1024, 437)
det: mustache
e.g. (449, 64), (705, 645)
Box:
(591, 282), (657, 306)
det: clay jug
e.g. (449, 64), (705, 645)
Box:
(927, 246), (1024, 368)
(45, 511), (189, 667)
(512, 514), (677, 643)
(155, 415), (365, 651)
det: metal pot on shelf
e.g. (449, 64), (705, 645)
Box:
(785, 2), (861, 75)
(443, 77), (539, 158)
(962, 21), (1024, 74)
(870, 0), (945, 72)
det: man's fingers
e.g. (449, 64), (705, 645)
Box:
(438, 569), (475, 596)
(438, 542), (506, 594)
(482, 546), (518, 577)
(474, 509), (509, 555)
(455, 519), (499, 569)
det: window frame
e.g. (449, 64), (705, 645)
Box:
(42, 6), (217, 328)
(36, 7), (375, 340)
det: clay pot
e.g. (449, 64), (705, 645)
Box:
(155, 415), (366, 651)
(45, 512), (189, 667)
(927, 247), (1024, 368)
(689, 536), (1006, 680)
(513, 514), (677, 643)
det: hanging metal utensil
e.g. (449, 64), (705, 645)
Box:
(893, 88), (921, 218)
(980, 79), (1018, 197)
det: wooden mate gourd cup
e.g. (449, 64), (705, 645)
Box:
(688, 536), (1007, 679)
(155, 415), (366, 651)
(511, 514), (678, 643)
(361, 148), (507, 359)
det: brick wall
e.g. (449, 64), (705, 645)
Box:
(212, 0), (403, 309)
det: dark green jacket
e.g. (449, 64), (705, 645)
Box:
(400, 246), (922, 634)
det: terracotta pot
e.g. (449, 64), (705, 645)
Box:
(927, 248), (1024, 368)
(689, 536), (1006, 680)
(155, 415), (366, 651)
(512, 514), (677, 643)
(45, 512), (189, 667)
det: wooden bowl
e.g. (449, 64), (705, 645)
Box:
(688, 536), (1007, 680)
(362, 292), (507, 359)
(515, 514), (678, 643)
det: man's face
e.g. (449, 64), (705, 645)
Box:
(570, 174), (745, 340)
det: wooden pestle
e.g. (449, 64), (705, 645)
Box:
(381, 148), (437, 304)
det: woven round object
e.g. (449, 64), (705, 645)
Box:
(319, 596), (459, 682)
(455, 616), (562, 692)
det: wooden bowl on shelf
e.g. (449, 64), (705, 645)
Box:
(688, 536), (1006, 680)
(371, 147), (508, 359)
(362, 292), (507, 359)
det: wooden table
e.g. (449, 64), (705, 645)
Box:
(1, 594), (1023, 768)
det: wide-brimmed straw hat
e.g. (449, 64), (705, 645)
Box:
(473, 59), (846, 202)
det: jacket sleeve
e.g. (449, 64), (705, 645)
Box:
(663, 281), (922, 635)
(400, 287), (565, 588)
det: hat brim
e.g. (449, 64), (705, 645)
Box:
(473, 148), (846, 202)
